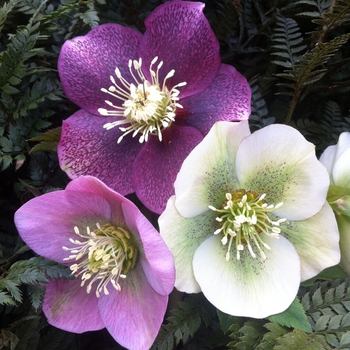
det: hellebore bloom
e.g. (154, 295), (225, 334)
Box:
(159, 121), (340, 318)
(57, 0), (251, 214)
(320, 132), (350, 275)
(14, 176), (175, 350)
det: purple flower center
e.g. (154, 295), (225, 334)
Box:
(208, 190), (285, 261)
(63, 223), (138, 297)
(98, 57), (187, 144)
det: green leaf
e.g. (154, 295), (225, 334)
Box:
(268, 297), (312, 333)
(327, 185), (350, 203)
(217, 309), (240, 334)
(301, 265), (349, 287)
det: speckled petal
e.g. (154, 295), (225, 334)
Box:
(132, 124), (203, 214)
(121, 200), (175, 296)
(159, 196), (217, 293)
(43, 278), (104, 333)
(337, 214), (350, 275)
(280, 202), (340, 281)
(180, 64), (251, 134)
(139, 1), (220, 98)
(236, 124), (330, 221)
(14, 189), (111, 263)
(193, 234), (300, 318)
(174, 121), (251, 218)
(98, 267), (168, 350)
(58, 109), (143, 195)
(58, 24), (142, 115)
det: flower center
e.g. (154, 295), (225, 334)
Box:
(98, 57), (187, 144)
(62, 223), (138, 297)
(209, 189), (286, 261)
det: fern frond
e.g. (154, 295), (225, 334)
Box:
(0, 0), (20, 33)
(151, 294), (213, 350)
(272, 15), (307, 68)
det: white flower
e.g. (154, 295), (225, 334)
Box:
(159, 121), (340, 318)
(320, 132), (350, 275)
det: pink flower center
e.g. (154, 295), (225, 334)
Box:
(209, 189), (285, 261)
(98, 57), (187, 144)
(62, 223), (138, 297)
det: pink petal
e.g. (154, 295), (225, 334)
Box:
(43, 278), (104, 333)
(58, 109), (143, 195)
(180, 64), (251, 134)
(58, 24), (142, 115)
(122, 201), (175, 295)
(139, 1), (220, 98)
(14, 189), (111, 262)
(132, 124), (203, 214)
(98, 267), (168, 350)
(66, 176), (133, 228)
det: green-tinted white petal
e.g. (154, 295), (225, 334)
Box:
(193, 234), (300, 318)
(280, 202), (340, 281)
(236, 124), (329, 221)
(159, 196), (217, 293)
(331, 133), (350, 188)
(319, 144), (337, 181)
(174, 121), (250, 218)
(337, 213), (350, 275)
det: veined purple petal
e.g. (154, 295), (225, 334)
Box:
(132, 124), (203, 214)
(66, 176), (134, 228)
(43, 278), (105, 333)
(122, 202), (175, 295)
(98, 267), (168, 350)
(180, 64), (251, 134)
(139, 1), (220, 98)
(14, 190), (111, 262)
(58, 24), (142, 115)
(58, 109), (143, 195)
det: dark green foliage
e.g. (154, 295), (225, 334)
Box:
(1, 0), (350, 349)
(0, 256), (73, 306)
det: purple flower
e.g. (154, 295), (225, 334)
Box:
(57, 0), (251, 214)
(14, 176), (175, 350)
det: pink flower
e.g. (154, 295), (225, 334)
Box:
(14, 176), (175, 350)
(57, 0), (251, 214)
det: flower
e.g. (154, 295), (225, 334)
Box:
(320, 132), (350, 275)
(159, 121), (340, 318)
(57, 0), (251, 214)
(14, 176), (175, 350)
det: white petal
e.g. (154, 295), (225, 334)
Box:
(280, 202), (340, 281)
(174, 121), (250, 218)
(331, 132), (350, 188)
(319, 144), (337, 180)
(336, 214), (350, 275)
(236, 124), (329, 220)
(159, 197), (217, 293)
(193, 235), (300, 318)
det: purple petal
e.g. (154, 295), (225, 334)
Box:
(14, 189), (111, 262)
(132, 124), (203, 214)
(43, 278), (104, 333)
(122, 201), (175, 295)
(58, 24), (142, 115)
(66, 176), (133, 228)
(98, 267), (168, 350)
(180, 64), (251, 134)
(139, 1), (220, 98)
(58, 109), (143, 195)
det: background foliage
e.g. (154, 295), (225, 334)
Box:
(1, 0), (350, 349)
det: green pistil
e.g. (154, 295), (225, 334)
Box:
(209, 189), (285, 261)
(63, 223), (138, 297)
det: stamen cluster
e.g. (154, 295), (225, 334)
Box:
(63, 223), (138, 297)
(209, 189), (285, 261)
(98, 57), (187, 143)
